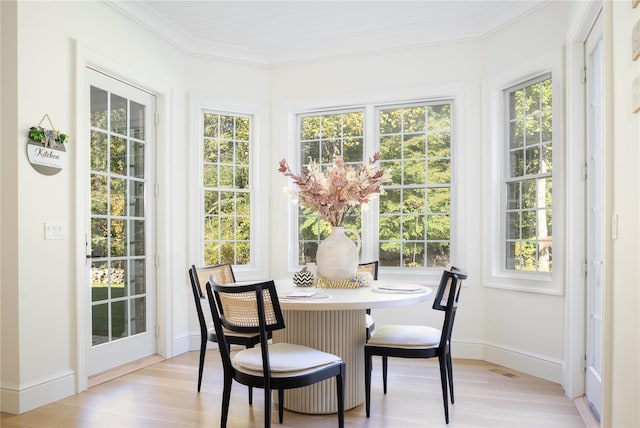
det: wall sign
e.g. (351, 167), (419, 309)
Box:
(27, 141), (66, 175)
(26, 114), (69, 175)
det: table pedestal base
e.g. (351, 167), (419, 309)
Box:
(273, 309), (365, 414)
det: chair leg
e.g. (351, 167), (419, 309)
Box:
(438, 356), (450, 424)
(221, 372), (233, 428)
(246, 344), (254, 405)
(278, 389), (284, 424)
(364, 350), (372, 418)
(197, 337), (208, 392)
(382, 355), (388, 394)
(337, 365), (345, 428)
(264, 386), (271, 427)
(446, 350), (454, 404)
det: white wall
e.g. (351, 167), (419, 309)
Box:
(607, 2), (640, 427)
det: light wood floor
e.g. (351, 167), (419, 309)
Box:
(1, 350), (587, 427)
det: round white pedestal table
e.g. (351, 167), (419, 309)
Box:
(273, 280), (432, 414)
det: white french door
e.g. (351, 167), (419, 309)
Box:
(584, 11), (603, 421)
(86, 68), (157, 375)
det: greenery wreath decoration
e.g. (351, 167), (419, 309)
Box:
(28, 126), (68, 146)
(28, 114), (68, 147)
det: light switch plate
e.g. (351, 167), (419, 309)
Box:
(45, 223), (65, 240)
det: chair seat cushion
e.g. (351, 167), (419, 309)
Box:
(233, 343), (342, 373)
(367, 325), (441, 348)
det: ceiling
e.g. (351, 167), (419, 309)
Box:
(106, 0), (549, 67)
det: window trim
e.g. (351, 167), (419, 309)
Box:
(484, 51), (565, 295)
(284, 88), (465, 283)
(189, 94), (269, 281)
(503, 73), (553, 273)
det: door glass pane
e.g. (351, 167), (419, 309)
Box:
(90, 87), (108, 129)
(111, 94), (127, 135)
(111, 300), (128, 340)
(91, 131), (108, 171)
(130, 220), (145, 256)
(130, 180), (145, 217)
(130, 142), (145, 178)
(91, 84), (148, 348)
(91, 261), (109, 302)
(111, 136), (126, 176)
(91, 218), (108, 258)
(131, 260), (146, 295)
(91, 175), (108, 215)
(111, 260), (127, 298)
(110, 219), (126, 257)
(131, 297), (146, 335)
(92, 303), (109, 345)
(110, 177), (126, 216)
(130, 101), (145, 139)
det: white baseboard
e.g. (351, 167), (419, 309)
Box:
(175, 332), (219, 357)
(173, 333), (192, 357)
(173, 334), (563, 385)
(482, 341), (563, 383)
(0, 370), (75, 414)
(451, 338), (485, 359)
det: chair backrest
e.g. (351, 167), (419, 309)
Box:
(357, 261), (379, 280)
(432, 268), (468, 349)
(188, 263), (236, 338)
(188, 266), (208, 336)
(432, 268), (467, 311)
(205, 280), (285, 377)
(192, 263), (236, 298)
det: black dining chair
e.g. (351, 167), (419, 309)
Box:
(357, 261), (379, 340)
(205, 279), (346, 427)
(188, 264), (264, 402)
(364, 267), (468, 424)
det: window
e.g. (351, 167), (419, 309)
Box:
(297, 110), (365, 263)
(504, 75), (552, 272)
(378, 102), (452, 268)
(201, 111), (251, 265)
(295, 100), (453, 270)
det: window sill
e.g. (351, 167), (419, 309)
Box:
(483, 274), (563, 296)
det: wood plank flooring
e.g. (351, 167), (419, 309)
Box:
(1, 350), (586, 427)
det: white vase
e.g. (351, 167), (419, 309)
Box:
(316, 227), (361, 282)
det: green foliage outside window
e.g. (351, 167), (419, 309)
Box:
(296, 102), (453, 269)
(297, 110), (364, 263)
(505, 76), (553, 272)
(202, 112), (251, 266)
(378, 103), (452, 268)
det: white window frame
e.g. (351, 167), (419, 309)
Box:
(284, 87), (465, 283)
(189, 95), (269, 281)
(484, 51), (565, 294)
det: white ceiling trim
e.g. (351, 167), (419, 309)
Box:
(100, 0), (270, 66)
(101, 0), (550, 68)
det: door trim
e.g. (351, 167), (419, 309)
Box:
(584, 11), (604, 419)
(74, 43), (173, 393)
(563, 0), (602, 400)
